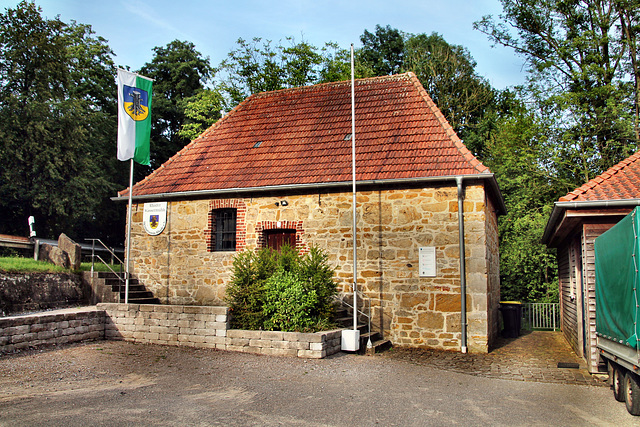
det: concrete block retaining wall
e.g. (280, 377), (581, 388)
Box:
(0, 307), (105, 353)
(0, 304), (343, 359)
(100, 303), (342, 359)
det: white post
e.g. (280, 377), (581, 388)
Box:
(124, 158), (134, 304)
(350, 43), (358, 333)
(342, 44), (360, 352)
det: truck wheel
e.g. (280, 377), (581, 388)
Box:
(613, 365), (625, 402)
(625, 372), (640, 416)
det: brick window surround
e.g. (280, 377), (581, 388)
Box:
(205, 199), (247, 252)
(256, 220), (307, 254)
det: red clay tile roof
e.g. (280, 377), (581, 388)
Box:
(122, 73), (491, 197)
(559, 151), (640, 202)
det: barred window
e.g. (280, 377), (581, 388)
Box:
(213, 208), (236, 251)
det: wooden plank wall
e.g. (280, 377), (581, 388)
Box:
(558, 241), (578, 353)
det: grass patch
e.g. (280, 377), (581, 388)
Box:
(80, 261), (122, 273)
(0, 257), (121, 273)
(0, 256), (68, 273)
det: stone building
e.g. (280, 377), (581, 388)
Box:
(117, 72), (505, 353)
(543, 151), (640, 372)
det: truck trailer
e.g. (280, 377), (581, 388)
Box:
(595, 206), (640, 416)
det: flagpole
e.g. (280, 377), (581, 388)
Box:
(350, 43), (358, 334)
(125, 158), (134, 304)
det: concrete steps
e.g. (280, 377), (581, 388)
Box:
(92, 272), (160, 304)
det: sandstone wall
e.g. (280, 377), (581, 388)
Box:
(128, 183), (498, 352)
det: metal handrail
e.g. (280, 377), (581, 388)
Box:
(85, 238), (124, 280)
(333, 291), (372, 345)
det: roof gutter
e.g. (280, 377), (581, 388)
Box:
(112, 173), (507, 214)
(542, 199), (640, 244)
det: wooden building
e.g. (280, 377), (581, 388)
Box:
(542, 152), (640, 372)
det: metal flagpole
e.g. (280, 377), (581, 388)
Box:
(124, 158), (134, 304)
(350, 44), (358, 333)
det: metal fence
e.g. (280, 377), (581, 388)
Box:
(521, 303), (559, 331)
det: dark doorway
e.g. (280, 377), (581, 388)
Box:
(264, 229), (296, 251)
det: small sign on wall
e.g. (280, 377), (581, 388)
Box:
(143, 202), (167, 236)
(419, 246), (436, 277)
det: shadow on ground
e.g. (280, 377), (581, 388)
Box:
(381, 331), (605, 386)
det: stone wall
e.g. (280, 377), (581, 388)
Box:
(0, 304), (342, 358)
(128, 182), (499, 352)
(101, 303), (229, 347)
(484, 194), (501, 350)
(99, 303), (340, 358)
(0, 307), (105, 353)
(0, 273), (85, 316)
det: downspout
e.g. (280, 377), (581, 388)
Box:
(456, 176), (468, 354)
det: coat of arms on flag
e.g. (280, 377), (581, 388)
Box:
(143, 202), (167, 236)
(123, 84), (150, 121)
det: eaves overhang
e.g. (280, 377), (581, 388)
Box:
(542, 199), (640, 246)
(112, 173), (507, 215)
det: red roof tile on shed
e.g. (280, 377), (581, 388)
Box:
(559, 151), (640, 202)
(122, 73), (491, 197)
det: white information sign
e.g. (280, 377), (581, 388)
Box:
(419, 246), (436, 277)
(143, 202), (167, 236)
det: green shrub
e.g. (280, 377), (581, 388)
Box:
(225, 246), (338, 332)
(225, 250), (267, 329)
(263, 269), (319, 331)
(298, 247), (337, 319)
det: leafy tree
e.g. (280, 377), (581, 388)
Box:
(139, 40), (213, 170)
(0, 1), (123, 243)
(483, 97), (564, 302)
(218, 37), (328, 106)
(475, 0), (640, 182)
(360, 24), (405, 75)
(317, 42), (376, 83)
(402, 32), (497, 154)
(178, 89), (225, 141)
(281, 38), (324, 87)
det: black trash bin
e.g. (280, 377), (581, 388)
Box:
(499, 301), (522, 338)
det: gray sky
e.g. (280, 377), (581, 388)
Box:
(2, 0), (526, 89)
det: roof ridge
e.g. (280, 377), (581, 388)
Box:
(558, 150), (640, 201)
(249, 72), (415, 99)
(406, 72), (490, 175)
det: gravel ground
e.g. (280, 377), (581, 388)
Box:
(0, 340), (636, 426)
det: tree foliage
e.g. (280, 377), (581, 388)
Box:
(0, 1), (124, 243)
(475, 0), (640, 182)
(483, 95), (564, 302)
(139, 40), (213, 170)
(402, 32), (497, 154)
(178, 89), (225, 141)
(217, 37), (335, 106)
(360, 24), (405, 75)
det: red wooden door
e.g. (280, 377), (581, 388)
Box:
(265, 229), (296, 250)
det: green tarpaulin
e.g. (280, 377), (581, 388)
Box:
(595, 207), (640, 349)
